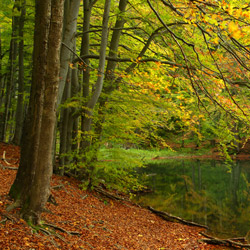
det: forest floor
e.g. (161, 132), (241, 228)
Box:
(161, 139), (250, 161)
(0, 142), (246, 249)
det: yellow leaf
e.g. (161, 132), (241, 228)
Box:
(212, 36), (220, 45)
(69, 63), (74, 69)
(234, 8), (242, 18)
(233, 30), (242, 39)
(211, 14), (217, 20)
(227, 5), (234, 15)
(228, 21), (238, 33)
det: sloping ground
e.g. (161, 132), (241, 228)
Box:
(0, 143), (231, 249)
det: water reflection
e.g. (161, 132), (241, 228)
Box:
(135, 159), (250, 238)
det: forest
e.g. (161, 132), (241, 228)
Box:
(0, 0), (250, 248)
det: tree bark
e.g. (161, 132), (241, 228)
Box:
(59, 69), (72, 175)
(1, 1), (19, 141)
(24, 0), (64, 223)
(70, 59), (80, 154)
(81, 0), (111, 140)
(9, 0), (64, 225)
(105, 0), (128, 82)
(77, 0), (111, 183)
(9, 0), (51, 205)
(80, 0), (95, 148)
(57, 0), (81, 108)
(13, 0), (26, 145)
(95, 0), (128, 138)
(57, 0), (80, 174)
(0, 29), (3, 120)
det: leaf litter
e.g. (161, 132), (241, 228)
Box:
(0, 142), (234, 249)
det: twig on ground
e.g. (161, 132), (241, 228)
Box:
(81, 194), (88, 200)
(43, 222), (81, 235)
(94, 187), (128, 201)
(51, 184), (64, 190)
(0, 164), (18, 170)
(0, 218), (7, 224)
(148, 206), (208, 229)
(35, 232), (59, 248)
(200, 232), (250, 249)
(2, 151), (12, 165)
(39, 226), (67, 243)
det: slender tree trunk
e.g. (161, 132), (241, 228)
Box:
(71, 59), (79, 153)
(0, 29), (3, 132)
(13, 0), (26, 145)
(1, 1), (19, 141)
(0, 29), (2, 102)
(81, 0), (111, 141)
(95, 0), (128, 138)
(105, 0), (128, 82)
(95, 3), (160, 147)
(55, 0), (80, 174)
(66, 45), (79, 155)
(79, 0), (111, 184)
(80, 0), (95, 148)
(9, 0), (64, 225)
(57, 0), (81, 107)
(59, 69), (72, 175)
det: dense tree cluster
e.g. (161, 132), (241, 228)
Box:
(0, 0), (250, 223)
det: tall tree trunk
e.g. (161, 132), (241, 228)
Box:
(0, 29), (3, 124)
(9, 0), (64, 225)
(57, 0), (81, 107)
(105, 0), (128, 82)
(81, 0), (111, 143)
(71, 58), (80, 154)
(80, 0), (95, 148)
(59, 69), (72, 175)
(9, 0), (51, 205)
(1, 1), (19, 141)
(79, 0), (111, 184)
(24, 0), (64, 223)
(55, 0), (80, 174)
(13, 0), (26, 145)
(95, 0), (128, 138)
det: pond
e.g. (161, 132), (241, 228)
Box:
(135, 159), (250, 238)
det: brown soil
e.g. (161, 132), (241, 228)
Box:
(0, 142), (239, 249)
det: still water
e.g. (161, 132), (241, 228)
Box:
(135, 159), (250, 238)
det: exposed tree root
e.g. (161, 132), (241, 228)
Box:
(48, 193), (58, 206)
(6, 200), (21, 212)
(94, 187), (209, 231)
(147, 206), (208, 229)
(94, 187), (209, 230)
(1, 212), (18, 222)
(39, 226), (67, 243)
(43, 222), (81, 235)
(51, 184), (64, 190)
(94, 186), (129, 202)
(200, 232), (250, 249)
(35, 233), (59, 248)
